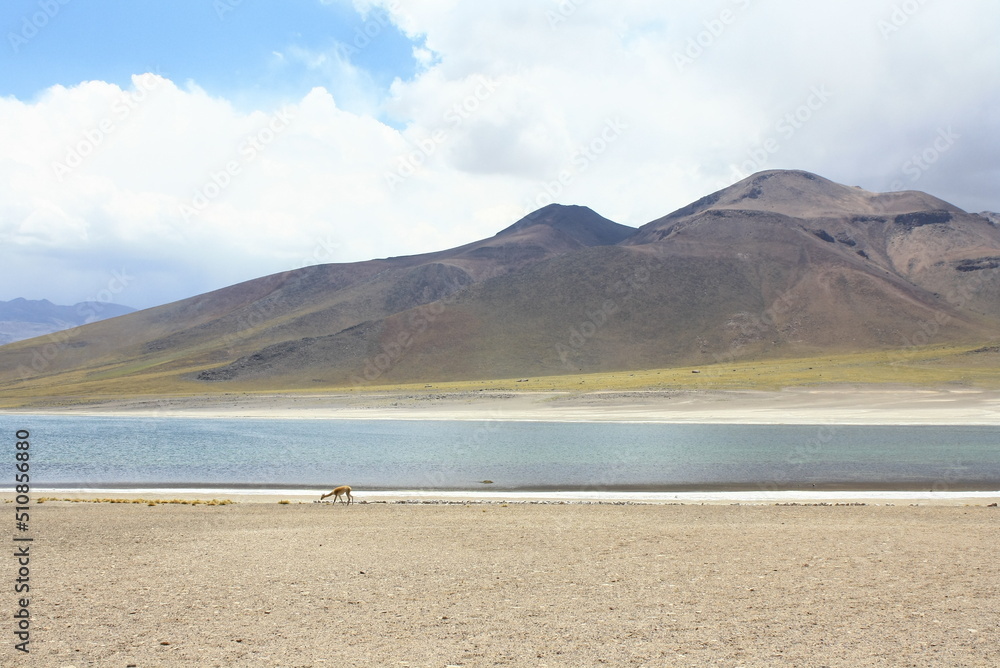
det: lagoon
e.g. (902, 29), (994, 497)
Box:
(4, 415), (1000, 493)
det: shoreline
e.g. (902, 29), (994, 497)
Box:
(8, 488), (1000, 506)
(5, 386), (1000, 424)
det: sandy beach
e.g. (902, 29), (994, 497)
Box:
(3, 500), (998, 667)
(10, 386), (1000, 424)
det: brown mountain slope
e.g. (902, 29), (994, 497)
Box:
(196, 223), (996, 387)
(188, 171), (999, 387)
(0, 170), (997, 399)
(0, 205), (632, 393)
(630, 170), (1000, 317)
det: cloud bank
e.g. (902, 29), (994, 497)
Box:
(2, 0), (998, 308)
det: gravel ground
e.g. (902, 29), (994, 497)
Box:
(7, 502), (1000, 667)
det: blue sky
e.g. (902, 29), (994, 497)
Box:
(1, 1), (999, 310)
(2, 0), (421, 117)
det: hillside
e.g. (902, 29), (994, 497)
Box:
(0, 170), (998, 403)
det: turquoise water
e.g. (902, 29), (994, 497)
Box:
(3, 416), (999, 491)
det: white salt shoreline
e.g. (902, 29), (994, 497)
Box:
(4, 386), (999, 424)
(15, 487), (1000, 505)
(8, 413), (1000, 425)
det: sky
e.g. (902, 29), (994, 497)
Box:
(1, 0), (998, 310)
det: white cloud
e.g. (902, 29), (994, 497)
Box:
(2, 0), (999, 309)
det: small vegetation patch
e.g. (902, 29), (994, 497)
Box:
(34, 497), (233, 506)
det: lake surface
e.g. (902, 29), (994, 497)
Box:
(3, 416), (999, 492)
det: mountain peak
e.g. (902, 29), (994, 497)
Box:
(497, 204), (635, 246)
(651, 169), (966, 227)
(725, 169), (880, 214)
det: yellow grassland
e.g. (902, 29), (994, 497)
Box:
(0, 343), (997, 409)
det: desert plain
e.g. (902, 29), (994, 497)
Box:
(1, 499), (997, 667)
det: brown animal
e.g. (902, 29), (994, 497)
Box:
(320, 485), (353, 505)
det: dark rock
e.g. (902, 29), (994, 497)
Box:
(955, 257), (1000, 272)
(893, 210), (952, 229)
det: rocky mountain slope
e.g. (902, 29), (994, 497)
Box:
(0, 170), (997, 397)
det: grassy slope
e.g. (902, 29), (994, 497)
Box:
(0, 343), (996, 409)
(349, 344), (1000, 393)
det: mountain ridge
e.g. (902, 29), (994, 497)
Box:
(0, 169), (997, 400)
(0, 298), (135, 345)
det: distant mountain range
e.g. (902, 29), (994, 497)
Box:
(0, 169), (998, 399)
(0, 298), (135, 345)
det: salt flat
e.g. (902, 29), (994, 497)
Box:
(10, 386), (1000, 424)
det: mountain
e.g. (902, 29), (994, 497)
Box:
(0, 170), (997, 400)
(627, 170), (1000, 320)
(0, 204), (633, 394)
(0, 298), (135, 345)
